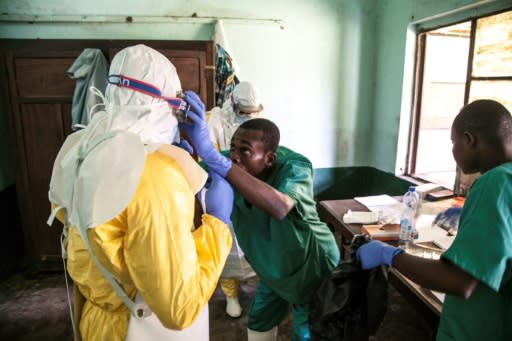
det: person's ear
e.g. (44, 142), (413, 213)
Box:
(463, 131), (476, 148)
(264, 151), (276, 168)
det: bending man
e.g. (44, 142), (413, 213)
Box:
(180, 104), (340, 341)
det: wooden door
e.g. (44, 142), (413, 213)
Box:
(1, 40), (214, 268)
(3, 49), (77, 264)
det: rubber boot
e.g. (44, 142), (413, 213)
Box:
(247, 327), (278, 341)
(226, 296), (242, 318)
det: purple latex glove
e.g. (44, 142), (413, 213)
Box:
(356, 240), (404, 270)
(433, 207), (462, 233)
(178, 91), (232, 176)
(205, 171), (234, 225)
(172, 138), (194, 155)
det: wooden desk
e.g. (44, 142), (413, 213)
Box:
(318, 198), (442, 332)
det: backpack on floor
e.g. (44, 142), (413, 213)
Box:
(309, 235), (388, 341)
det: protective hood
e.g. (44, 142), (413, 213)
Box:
(106, 44), (182, 146)
(232, 81), (263, 114)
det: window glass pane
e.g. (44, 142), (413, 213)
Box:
(414, 25), (469, 188)
(469, 80), (512, 112)
(472, 10), (512, 77)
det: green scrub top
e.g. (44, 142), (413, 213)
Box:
(438, 162), (512, 340)
(230, 146), (340, 304)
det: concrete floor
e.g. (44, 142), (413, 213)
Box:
(0, 270), (433, 340)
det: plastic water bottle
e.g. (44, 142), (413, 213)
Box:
(399, 186), (420, 250)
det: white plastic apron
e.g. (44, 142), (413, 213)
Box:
(126, 293), (209, 341)
(221, 223), (256, 279)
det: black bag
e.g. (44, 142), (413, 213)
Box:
(309, 235), (388, 341)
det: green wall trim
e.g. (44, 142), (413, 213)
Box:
(313, 166), (413, 201)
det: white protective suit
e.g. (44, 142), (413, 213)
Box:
(48, 44), (232, 341)
(207, 81), (264, 151)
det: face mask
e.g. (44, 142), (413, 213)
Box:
(233, 114), (253, 125)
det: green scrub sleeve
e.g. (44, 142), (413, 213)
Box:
(442, 168), (512, 291)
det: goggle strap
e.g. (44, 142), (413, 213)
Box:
(107, 74), (187, 110)
(108, 74), (162, 97)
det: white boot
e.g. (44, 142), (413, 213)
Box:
(247, 327), (278, 341)
(226, 296), (242, 318)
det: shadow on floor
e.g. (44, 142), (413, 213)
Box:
(0, 270), (432, 340)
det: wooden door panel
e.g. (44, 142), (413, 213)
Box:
(14, 58), (76, 97)
(159, 49), (207, 101)
(170, 56), (204, 95)
(20, 103), (68, 259)
(62, 103), (73, 136)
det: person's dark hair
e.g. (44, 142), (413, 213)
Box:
(239, 118), (280, 152)
(454, 99), (512, 146)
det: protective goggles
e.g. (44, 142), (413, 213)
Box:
(232, 101), (263, 115)
(108, 74), (190, 122)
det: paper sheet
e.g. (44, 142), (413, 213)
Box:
(431, 290), (445, 303)
(354, 195), (403, 224)
(432, 236), (455, 250)
(415, 214), (447, 243)
(354, 195), (401, 209)
(414, 213), (455, 249)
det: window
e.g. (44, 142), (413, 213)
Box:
(407, 9), (512, 189)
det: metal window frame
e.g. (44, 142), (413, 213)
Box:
(406, 8), (512, 181)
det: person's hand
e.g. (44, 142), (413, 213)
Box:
(433, 207), (462, 231)
(178, 91), (209, 156)
(179, 91), (232, 176)
(204, 171), (234, 225)
(356, 240), (403, 270)
(172, 138), (194, 155)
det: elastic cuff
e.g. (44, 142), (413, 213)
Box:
(204, 150), (232, 177)
(385, 246), (404, 267)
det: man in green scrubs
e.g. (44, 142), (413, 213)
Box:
(356, 99), (512, 340)
(228, 123), (340, 341)
(179, 98), (339, 341)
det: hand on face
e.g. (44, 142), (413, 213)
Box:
(179, 91), (232, 176)
(177, 91), (210, 158)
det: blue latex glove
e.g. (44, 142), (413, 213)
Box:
(433, 207), (462, 233)
(172, 138), (194, 155)
(179, 91), (232, 176)
(356, 240), (403, 270)
(204, 171), (234, 225)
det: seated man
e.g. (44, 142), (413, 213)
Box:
(179, 96), (340, 341)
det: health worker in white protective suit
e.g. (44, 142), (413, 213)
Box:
(47, 44), (233, 341)
(206, 81), (263, 318)
(207, 81), (264, 151)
